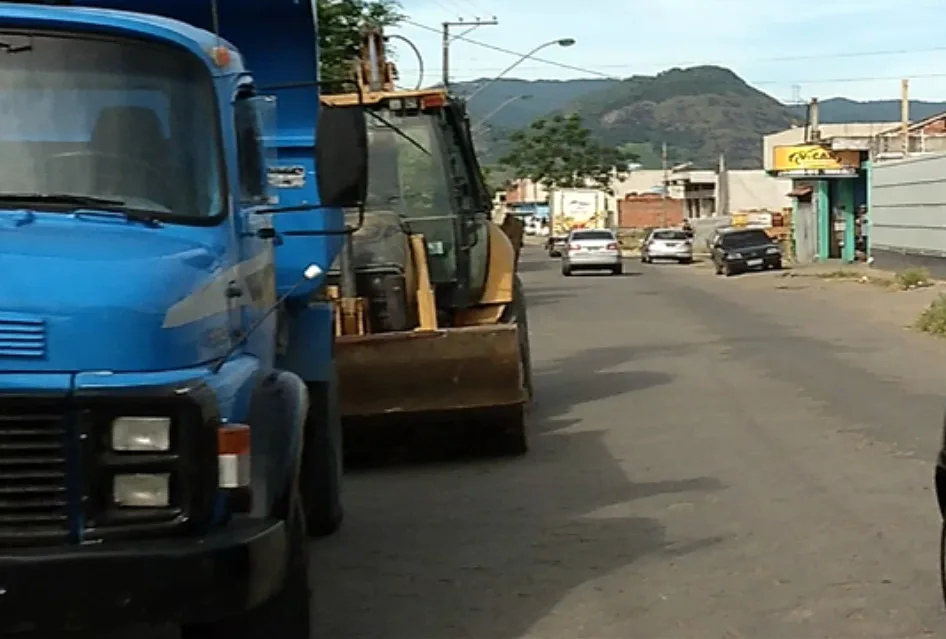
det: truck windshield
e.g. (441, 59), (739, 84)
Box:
(0, 32), (222, 220)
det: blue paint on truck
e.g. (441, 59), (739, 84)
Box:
(0, 1), (367, 635)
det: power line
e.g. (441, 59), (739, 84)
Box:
(397, 19), (946, 84)
(400, 19), (611, 78)
(395, 44), (946, 74)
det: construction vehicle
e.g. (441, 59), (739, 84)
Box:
(0, 1), (365, 636)
(322, 30), (533, 454)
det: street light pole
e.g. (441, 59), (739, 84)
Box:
(471, 94), (533, 133)
(464, 38), (575, 101)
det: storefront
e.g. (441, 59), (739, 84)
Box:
(769, 144), (868, 264)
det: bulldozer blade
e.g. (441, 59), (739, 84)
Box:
(335, 324), (525, 420)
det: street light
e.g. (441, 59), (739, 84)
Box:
(465, 38), (575, 102)
(471, 94), (533, 133)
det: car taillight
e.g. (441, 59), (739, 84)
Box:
(568, 243), (580, 251)
(606, 242), (618, 250)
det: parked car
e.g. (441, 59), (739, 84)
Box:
(641, 228), (693, 264)
(710, 227), (782, 276)
(561, 228), (623, 276)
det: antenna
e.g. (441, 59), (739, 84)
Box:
(210, 0), (221, 41)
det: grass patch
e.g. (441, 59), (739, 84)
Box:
(915, 294), (946, 336)
(895, 267), (933, 290)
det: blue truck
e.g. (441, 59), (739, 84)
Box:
(0, 0), (365, 635)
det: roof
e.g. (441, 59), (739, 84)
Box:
(875, 110), (946, 136)
(2, 3), (245, 76)
(788, 185), (813, 198)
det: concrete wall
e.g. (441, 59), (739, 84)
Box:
(871, 152), (946, 276)
(612, 170), (665, 198)
(690, 216), (733, 254)
(727, 170), (792, 212)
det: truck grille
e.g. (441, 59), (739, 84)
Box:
(0, 412), (69, 546)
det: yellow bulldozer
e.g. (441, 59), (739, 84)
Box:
(320, 29), (532, 454)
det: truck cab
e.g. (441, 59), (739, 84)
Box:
(0, 1), (366, 636)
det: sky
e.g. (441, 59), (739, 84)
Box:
(389, 0), (946, 103)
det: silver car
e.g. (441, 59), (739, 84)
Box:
(561, 229), (622, 276)
(641, 228), (693, 264)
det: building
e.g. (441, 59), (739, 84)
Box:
(868, 110), (946, 275)
(763, 122), (895, 264)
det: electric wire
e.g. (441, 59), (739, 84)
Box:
(396, 19), (946, 88)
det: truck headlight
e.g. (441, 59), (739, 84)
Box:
(112, 416), (171, 452)
(113, 473), (170, 507)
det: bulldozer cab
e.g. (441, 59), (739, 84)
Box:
(362, 97), (487, 307)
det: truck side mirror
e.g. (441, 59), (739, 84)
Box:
(316, 104), (368, 209)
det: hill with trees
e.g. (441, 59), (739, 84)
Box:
(454, 72), (946, 170)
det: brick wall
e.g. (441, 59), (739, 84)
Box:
(618, 194), (685, 229)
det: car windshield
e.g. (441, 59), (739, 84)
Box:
(572, 230), (614, 241)
(721, 229), (772, 248)
(0, 32), (222, 219)
(652, 230), (688, 240)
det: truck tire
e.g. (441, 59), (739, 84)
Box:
(299, 372), (343, 537)
(496, 275), (531, 456)
(182, 499), (311, 639)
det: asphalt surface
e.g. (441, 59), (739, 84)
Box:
(94, 248), (946, 639)
(308, 249), (946, 639)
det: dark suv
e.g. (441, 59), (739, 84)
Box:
(711, 228), (782, 276)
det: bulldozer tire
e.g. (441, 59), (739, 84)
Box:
(495, 275), (531, 456)
(299, 372), (343, 537)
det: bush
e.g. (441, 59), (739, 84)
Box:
(915, 294), (946, 336)
(895, 267), (932, 290)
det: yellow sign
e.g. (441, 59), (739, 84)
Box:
(772, 144), (861, 176)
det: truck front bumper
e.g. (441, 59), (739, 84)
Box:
(0, 518), (288, 633)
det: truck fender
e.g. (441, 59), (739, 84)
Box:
(245, 369), (309, 520)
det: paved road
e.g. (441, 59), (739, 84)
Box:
(309, 249), (946, 638)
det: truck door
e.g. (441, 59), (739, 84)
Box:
(233, 91), (279, 358)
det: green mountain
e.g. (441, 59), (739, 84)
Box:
(453, 71), (946, 170)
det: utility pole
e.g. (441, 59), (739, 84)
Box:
(441, 18), (499, 88)
(661, 142), (669, 226)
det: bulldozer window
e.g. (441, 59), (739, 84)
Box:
(366, 113), (450, 217)
(365, 111), (458, 283)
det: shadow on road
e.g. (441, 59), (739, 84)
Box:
(312, 422), (724, 639)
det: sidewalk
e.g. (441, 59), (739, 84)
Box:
(687, 260), (946, 331)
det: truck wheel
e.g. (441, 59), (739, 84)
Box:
(300, 373), (343, 537)
(182, 500), (311, 639)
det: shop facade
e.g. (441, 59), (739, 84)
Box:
(768, 144), (868, 264)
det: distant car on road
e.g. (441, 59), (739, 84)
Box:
(710, 227), (782, 276)
(561, 228), (623, 276)
(641, 228), (693, 264)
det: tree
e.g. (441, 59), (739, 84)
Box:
(498, 114), (636, 194)
(317, 0), (404, 83)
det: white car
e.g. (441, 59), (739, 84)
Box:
(641, 228), (693, 264)
(561, 229), (623, 276)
